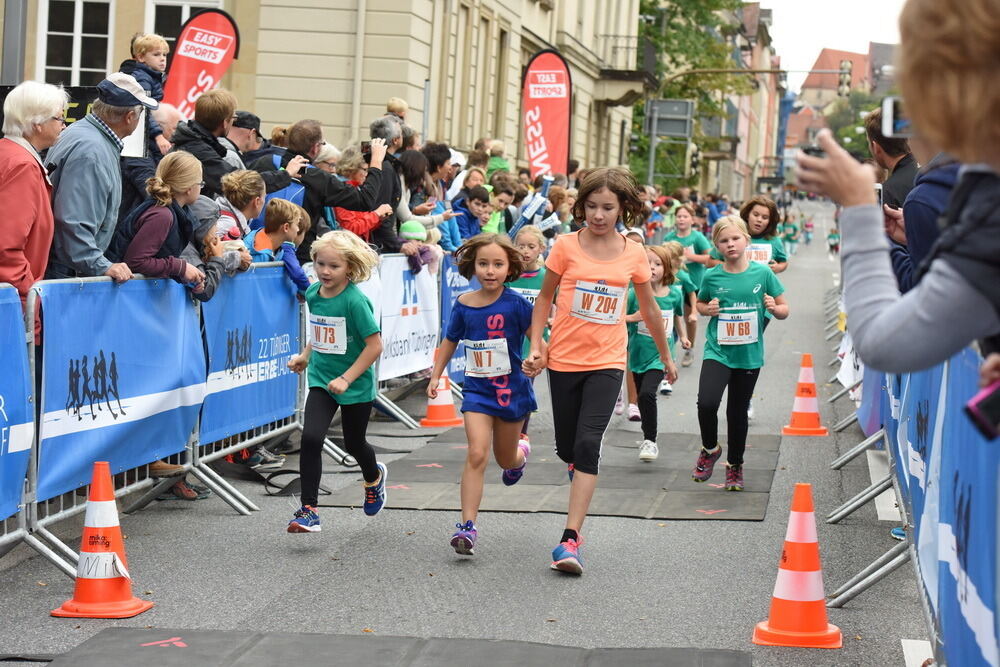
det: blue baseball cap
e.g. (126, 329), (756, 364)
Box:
(96, 73), (158, 109)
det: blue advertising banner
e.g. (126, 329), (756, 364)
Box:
(36, 279), (204, 500)
(439, 254), (479, 383)
(200, 267), (298, 444)
(0, 287), (32, 521)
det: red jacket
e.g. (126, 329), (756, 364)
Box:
(333, 180), (383, 241)
(0, 138), (53, 305)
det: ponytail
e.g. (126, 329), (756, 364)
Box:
(145, 176), (173, 206)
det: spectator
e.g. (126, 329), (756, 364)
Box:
(331, 147), (394, 242)
(223, 110), (261, 159)
(117, 151), (205, 291)
(486, 140), (511, 181)
(454, 166), (487, 206)
(0, 80), (69, 305)
(45, 73), (156, 281)
(120, 103), (182, 231)
(518, 167), (532, 187)
(216, 169), (266, 240)
(401, 124), (421, 151)
(386, 97), (408, 121)
(396, 149), (457, 233)
(250, 119), (389, 262)
(270, 125), (288, 148)
(239, 112), (285, 165)
(473, 136), (492, 152)
(447, 149), (488, 201)
(245, 198), (300, 263)
(453, 185), (492, 240)
(367, 115), (416, 255)
(312, 143), (341, 173)
(184, 195), (252, 302)
(283, 206), (313, 293)
(398, 220), (441, 275)
(418, 141), (452, 208)
(171, 89), (304, 199)
(865, 107), (918, 208)
(151, 103), (182, 145)
(118, 33), (170, 159)
(567, 159), (580, 188)
(796, 0), (1000, 373)
(483, 182), (515, 233)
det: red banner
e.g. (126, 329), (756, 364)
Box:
(522, 50), (572, 178)
(162, 10), (241, 119)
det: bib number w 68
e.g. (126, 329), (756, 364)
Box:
(717, 310), (758, 345)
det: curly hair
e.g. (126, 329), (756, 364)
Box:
(454, 233), (524, 283)
(310, 230), (380, 283)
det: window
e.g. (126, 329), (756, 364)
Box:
(145, 1), (221, 53)
(493, 28), (509, 140)
(38, 0), (113, 87)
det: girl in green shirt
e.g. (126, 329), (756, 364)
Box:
(664, 204), (711, 367)
(706, 196), (788, 274)
(781, 213), (800, 257)
(692, 218), (789, 492)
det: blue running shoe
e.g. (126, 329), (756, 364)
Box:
(364, 462), (388, 516)
(551, 536), (584, 574)
(567, 463), (575, 482)
(451, 520), (477, 555)
(287, 505), (320, 533)
(502, 442), (531, 486)
(890, 526), (906, 541)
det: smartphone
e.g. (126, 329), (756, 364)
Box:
(802, 146), (825, 158)
(966, 378), (1000, 440)
(874, 183), (883, 209)
(881, 97), (912, 139)
(360, 140), (372, 154)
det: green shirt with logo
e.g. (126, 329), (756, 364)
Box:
(306, 281), (380, 404)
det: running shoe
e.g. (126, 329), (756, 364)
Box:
(659, 380), (673, 395)
(614, 390), (625, 415)
(725, 464), (744, 491)
(890, 526), (906, 541)
(681, 349), (694, 368)
(363, 462), (388, 516)
(502, 441), (531, 486)
(567, 463), (575, 482)
(247, 446), (285, 471)
(518, 434), (530, 449)
(747, 403), (755, 422)
(692, 446), (722, 482)
(639, 439), (659, 462)
(450, 520), (477, 555)
(287, 505), (321, 533)
(627, 403), (641, 421)
(551, 536), (584, 574)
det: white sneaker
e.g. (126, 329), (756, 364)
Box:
(614, 389), (625, 415)
(747, 403), (755, 421)
(639, 440), (659, 462)
(658, 380), (673, 395)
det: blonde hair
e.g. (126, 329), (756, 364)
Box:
(221, 169), (265, 210)
(131, 33), (168, 57)
(295, 205), (312, 235)
(387, 97), (409, 116)
(663, 240), (685, 263)
(310, 230), (380, 283)
(194, 88), (237, 132)
(263, 198), (299, 234)
(489, 140), (505, 156)
(898, 0), (1000, 167)
(645, 244), (676, 287)
(514, 225), (546, 270)
(145, 151), (202, 206)
(711, 215), (751, 246)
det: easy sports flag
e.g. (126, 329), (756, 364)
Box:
(162, 9), (240, 119)
(522, 50), (572, 178)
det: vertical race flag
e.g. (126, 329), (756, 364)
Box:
(162, 9), (240, 119)
(522, 50), (572, 178)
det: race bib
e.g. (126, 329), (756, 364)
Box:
(510, 287), (540, 305)
(638, 313), (674, 339)
(747, 243), (773, 265)
(310, 314), (347, 355)
(717, 310), (758, 346)
(464, 338), (511, 378)
(570, 281), (625, 324)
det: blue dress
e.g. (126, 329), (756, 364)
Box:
(445, 287), (537, 421)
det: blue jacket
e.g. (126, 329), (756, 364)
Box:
(452, 200), (482, 240)
(245, 228), (283, 262)
(433, 201), (462, 251)
(889, 155), (960, 292)
(280, 241), (310, 292)
(119, 60), (166, 156)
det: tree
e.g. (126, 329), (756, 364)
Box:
(823, 90), (880, 159)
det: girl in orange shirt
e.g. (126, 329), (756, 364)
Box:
(524, 167), (678, 575)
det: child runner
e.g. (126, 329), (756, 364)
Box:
(827, 226), (841, 258)
(618, 228), (646, 419)
(664, 204), (711, 367)
(705, 196), (787, 274)
(507, 225), (549, 449)
(524, 167), (678, 574)
(661, 241), (698, 395)
(286, 230), (387, 532)
(626, 245), (690, 461)
(781, 213), (800, 257)
(428, 233), (539, 556)
(693, 218), (788, 491)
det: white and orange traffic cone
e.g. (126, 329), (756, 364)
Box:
(753, 483), (842, 649)
(421, 354), (464, 428)
(51, 461), (153, 619)
(782, 353), (829, 436)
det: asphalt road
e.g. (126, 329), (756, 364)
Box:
(0, 200), (930, 666)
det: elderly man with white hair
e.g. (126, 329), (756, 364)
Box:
(0, 80), (69, 304)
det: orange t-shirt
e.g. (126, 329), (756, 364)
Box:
(544, 232), (652, 372)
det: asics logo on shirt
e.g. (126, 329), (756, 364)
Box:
(752, 284), (762, 294)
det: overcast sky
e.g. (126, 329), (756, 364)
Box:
(758, 0), (907, 92)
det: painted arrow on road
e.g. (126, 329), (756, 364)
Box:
(695, 509), (728, 515)
(416, 463), (443, 468)
(387, 484), (410, 490)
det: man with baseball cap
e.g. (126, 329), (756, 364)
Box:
(46, 72), (158, 280)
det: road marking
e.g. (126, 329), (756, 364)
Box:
(866, 449), (902, 521)
(901, 638), (933, 667)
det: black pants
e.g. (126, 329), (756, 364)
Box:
(300, 387), (378, 507)
(632, 369), (664, 441)
(548, 369), (623, 475)
(697, 359), (760, 466)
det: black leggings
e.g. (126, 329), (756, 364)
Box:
(548, 369), (623, 475)
(300, 387), (378, 506)
(697, 359), (761, 466)
(632, 369), (664, 441)
(521, 376), (535, 436)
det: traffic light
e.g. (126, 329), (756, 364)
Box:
(688, 145), (701, 177)
(838, 60), (852, 97)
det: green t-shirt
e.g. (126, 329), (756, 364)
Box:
(676, 268), (697, 298)
(697, 262), (785, 370)
(782, 222), (799, 242)
(627, 286), (684, 373)
(827, 232), (841, 246)
(306, 281), (380, 404)
(709, 235), (787, 265)
(507, 267), (548, 356)
(664, 229), (711, 288)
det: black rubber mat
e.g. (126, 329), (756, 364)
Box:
(50, 628), (751, 666)
(321, 431), (780, 520)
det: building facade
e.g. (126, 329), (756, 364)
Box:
(3, 0), (653, 172)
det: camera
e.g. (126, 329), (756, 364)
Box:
(881, 97), (912, 139)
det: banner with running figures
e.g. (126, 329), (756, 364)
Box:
(378, 256), (439, 381)
(200, 266), (299, 444)
(34, 279), (205, 501)
(439, 254), (480, 384)
(0, 286), (33, 521)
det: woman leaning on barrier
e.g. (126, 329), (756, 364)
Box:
(0, 80), (70, 305)
(796, 0), (1000, 379)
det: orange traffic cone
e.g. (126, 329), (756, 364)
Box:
(421, 354), (464, 428)
(51, 462), (153, 619)
(782, 353), (829, 436)
(753, 483), (842, 649)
